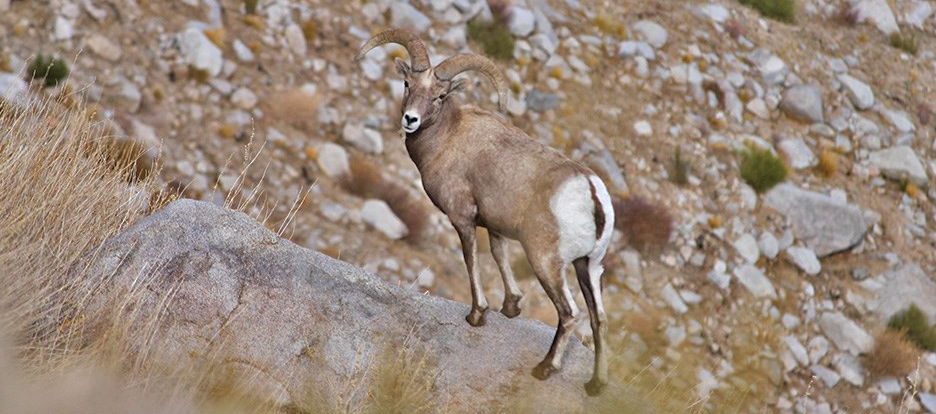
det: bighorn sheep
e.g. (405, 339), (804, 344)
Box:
(355, 29), (614, 395)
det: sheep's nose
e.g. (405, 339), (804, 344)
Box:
(402, 111), (420, 132)
(404, 114), (418, 125)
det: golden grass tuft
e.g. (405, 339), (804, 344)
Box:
(203, 28), (226, 47)
(865, 329), (920, 378)
(817, 149), (838, 177)
(267, 90), (321, 131)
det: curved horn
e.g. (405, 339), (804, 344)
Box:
(434, 54), (509, 112)
(354, 29), (430, 72)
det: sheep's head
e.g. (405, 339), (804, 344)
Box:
(355, 29), (509, 134)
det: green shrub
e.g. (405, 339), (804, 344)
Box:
(739, 145), (787, 193)
(27, 55), (69, 87)
(243, 0), (259, 14)
(889, 32), (918, 55)
(466, 19), (515, 61)
(738, 0), (795, 23)
(888, 304), (936, 351)
(672, 147), (690, 186)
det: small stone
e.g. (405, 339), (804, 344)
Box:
(808, 336), (830, 364)
(839, 74), (875, 110)
(316, 143), (350, 178)
(231, 87), (258, 109)
(616, 41), (655, 60)
(746, 98), (769, 119)
(878, 377), (901, 395)
(440, 26), (467, 49)
(853, 0), (899, 34)
(818, 312), (874, 354)
(834, 354), (865, 386)
(54, 16), (74, 40)
(660, 283), (688, 314)
(391, 1), (431, 33)
(115, 80), (142, 113)
(786, 246), (821, 276)
(733, 265), (776, 298)
(919, 393), (936, 413)
(810, 365), (841, 388)
(871, 263), (936, 322)
(86, 34), (122, 61)
(0, 73), (28, 107)
(881, 108), (915, 133)
(342, 123), (384, 154)
(777, 139), (817, 170)
(233, 40), (254, 61)
(665, 326), (686, 346)
(782, 336), (809, 366)
(906, 1), (933, 28)
(758, 232), (779, 260)
(693, 4), (730, 23)
(851, 267), (870, 280)
(525, 89), (560, 112)
(179, 28), (223, 77)
(284, 23), (307, 56)
(416, 268), (434, 288)
(868, 146), (929, 187)
(508, 7), (536, 37)
(780, 85), (824, 123)
(634, 120), (653, 137)
(632, 20), (668, 48)
(361, 199), (408, 240)
(733, 233), (760, 263)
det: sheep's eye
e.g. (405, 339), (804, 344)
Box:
(436, 93), (446, 101)
(404, 81), (409, 89)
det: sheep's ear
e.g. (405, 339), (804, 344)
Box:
(394, 57), (410, 77)
(447, 78), (466, 93)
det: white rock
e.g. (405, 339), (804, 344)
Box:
(316, 143), (350, 178)
(838, 74), (875, 110)
(777, 139), (817, 170)
(733, 233), (760, 263)
(634, 120), (653, 136)
(782, 336), (809, 367)
(391, 2), (431, 33)
(733, 265), (776, 298)
(86, 34), (121, 61)
(54, 16), (74, 40)
(416, 268), (434, 288)
(905, 1), (933, 28)
(231, 87), (258, 109)
(878, 377), (901, 395)
(0, 73), (28, 107)
(693, 3), (730, 23)
(746, 98), (769, 119)
(740, 185), (757, 211)
(881, 108), (915, 133)
(868, 146), (929, 186)
(360, 59), (382, 81)
(440, 26), (467, 49)
(807, 336), (829, 364)
(919, 393), (936, 413)
(284, 23), (307, 56)
(758, 232), (779, 260)
(115, 80), (142, 113)
(342, 123), (384, 154)
(179, 28), (223, 77)
(661, 283), (688, 314)
(696, 368), (720, 399)
(818, 312), (873, 354)
(361, 199), (408, 240)
(834, 354), (865, 386)
(871, 263), (936, 322)
(853, 0), (899, 34)
(617, 41), (655, 60)
(786, 246), (821, 276)
(233, 40), (255, 62)
(632, 20), (668, 48)
(665, 325), (686, 346)
(508, 6), (536, 37)
(810, 365), (841, 388)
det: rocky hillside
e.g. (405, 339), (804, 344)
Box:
(2, 0), (936, 412)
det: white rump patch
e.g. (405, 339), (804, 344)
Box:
(550, 175), (597, 263)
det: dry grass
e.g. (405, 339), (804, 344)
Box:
(267, 90), (321, 132)
(817, 149), (838, 177)
(613, 196), (674, 254)
(865, 329), (920, 378)
(889, 32), (919, 55)
(340, 155), (431, 243)
(831, 3), (859, 26)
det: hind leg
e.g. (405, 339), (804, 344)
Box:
(574, 257), (608, 396)
(527, 246), (578, 380)
(489, 232), (522, 318)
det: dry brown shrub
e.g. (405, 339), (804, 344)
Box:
(340, 155), (430, 243)
(865, 329), (920, 378)
(723, 18), (745, 39)
(613, 196), (673, 254)
(267, 90), (321, 131)
(831, 3), (859, 26)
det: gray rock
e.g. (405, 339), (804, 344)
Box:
(54, 16), (74, 40)
(758, 232), (779, 260)
(853, 0), (899, 34)
(86, 34), (122, 61)
(71, 200), (654, 413)
(0, 73), (27, 107)
(391, 2), (431, 33)
(749, 49), (787, 85)
(785, 246), (821, 276)
(441, 26), (467, 49)
(870, 263), (936, 322)
(920, 393), (936, 413)
(818, 312), (873, 354)
(361, 199), (408, 240)
(342, 123), (384, 154)
(632, 20), (668, 48)
(231, 87), (258, 110)
(316, 143), (350, 178)
(782, 336), (809, 367)
(665, 326), (686, 346)
(733, 233), (760, 263)
(810, 365), (841, 388)
(616, 41), (655, 60)
(878, 377), (901, 395)
(508, 6), (536, 37)
(807, 336), (829, 364)
(868, 146), (928, 187)
(780, 85), (824, 123)
(833, 354), (864, 386)
(233, 40), (255, 62)
(178, 28), (223, 77)
(777, 139), (817, 170)
(660, 283), (688, 314)
(584, 149), (628, 193)
(692, 3), (730, 23)
(881, 108), (915, 133)
(764, 184), (869, 257)
(838, 74), (875, 110)
(525, 89), (560, 112)
(906, 1), (933, 28)
(284, 23), (307, 56)
(733, 265), (776, 298)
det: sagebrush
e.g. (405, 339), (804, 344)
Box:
(740, 145), (787, 193)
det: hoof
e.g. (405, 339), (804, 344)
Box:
(584, 378), (606, 396)
(465, 309), (486, 327)
(500, 299), (521, 318)
(531, 362), (557, 381)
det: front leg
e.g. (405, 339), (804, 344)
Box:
(453, 222), (488, 326)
